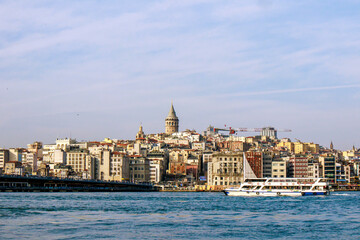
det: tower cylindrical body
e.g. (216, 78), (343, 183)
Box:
(165, 103), (179, 134)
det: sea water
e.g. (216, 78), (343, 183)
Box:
(0, 192), (359, 239)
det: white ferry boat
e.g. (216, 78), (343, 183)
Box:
(224, 178), (330, 196)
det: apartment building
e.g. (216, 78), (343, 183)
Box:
(272, 159), (286, 178)
(288, 155), (308, 178)
(207, 152), (243, 186)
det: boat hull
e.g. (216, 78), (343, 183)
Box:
(224, 189), (329, 197)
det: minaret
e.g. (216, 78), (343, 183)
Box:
(165, 102), (179, 134)
(330, 141), (333, 150)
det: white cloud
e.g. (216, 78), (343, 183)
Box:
(0, 0), (360, 149)
(222, 84), (360, 97)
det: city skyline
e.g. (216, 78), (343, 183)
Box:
(1, 1), (360, 150)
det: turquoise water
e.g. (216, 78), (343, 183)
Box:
(0, 192), (359, 239)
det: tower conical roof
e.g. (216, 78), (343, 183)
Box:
(167, 103), (178, 119)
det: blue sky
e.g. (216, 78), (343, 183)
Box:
(0, 0), (360, 150)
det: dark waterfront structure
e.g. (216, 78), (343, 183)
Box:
(0, 175), (159, 192)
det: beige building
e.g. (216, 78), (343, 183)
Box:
(129, 155), (150, 183)
(54, 164), (72, 178)
(27, 142), (43, 159)
(9, 148), (24, 162)
(271, 159), (287, 178)
(294, 142), (319, 154)
(66, 149), (91, 178)
(202, 152), (213, 180)
(277, 140), (319, 154)
(277, 141), (294, 152)
(294, 142), (307, 154)
(307, 143), (319, 154)
(192, 142), (206, 151)
(165, 103), (179, 135)
(342, 146), (359, 160)
(168, 149), (190, 175)
(4, 161), (23, 175)
(99, 150), (130, 181)
(110, 152), (129, 181)
(208, 152), (243, 186)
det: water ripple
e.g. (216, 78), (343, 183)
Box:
(0, 192), (359, 239)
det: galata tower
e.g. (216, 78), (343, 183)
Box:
(165, 103), (179, 134)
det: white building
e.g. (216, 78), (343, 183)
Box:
(56, 138), (76, 150)
(42, 144), (57, 163)
(192, 142), (206, 150)
(0, 149), (9, 170)
(54, 149), (66, 164)
(22, 152), (38, 172)
(308, 162), (320, 178)
(147, 151), (167, 183)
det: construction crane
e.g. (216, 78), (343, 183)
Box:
(212, 126), (291, 137)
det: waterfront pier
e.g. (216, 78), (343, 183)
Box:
(0, 175), (159, 192)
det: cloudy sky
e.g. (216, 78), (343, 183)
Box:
(0, 0), (360, 150)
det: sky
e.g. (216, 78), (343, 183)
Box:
(0, 0), (360, 150)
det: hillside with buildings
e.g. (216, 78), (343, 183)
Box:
(1, 103), (359, 190)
